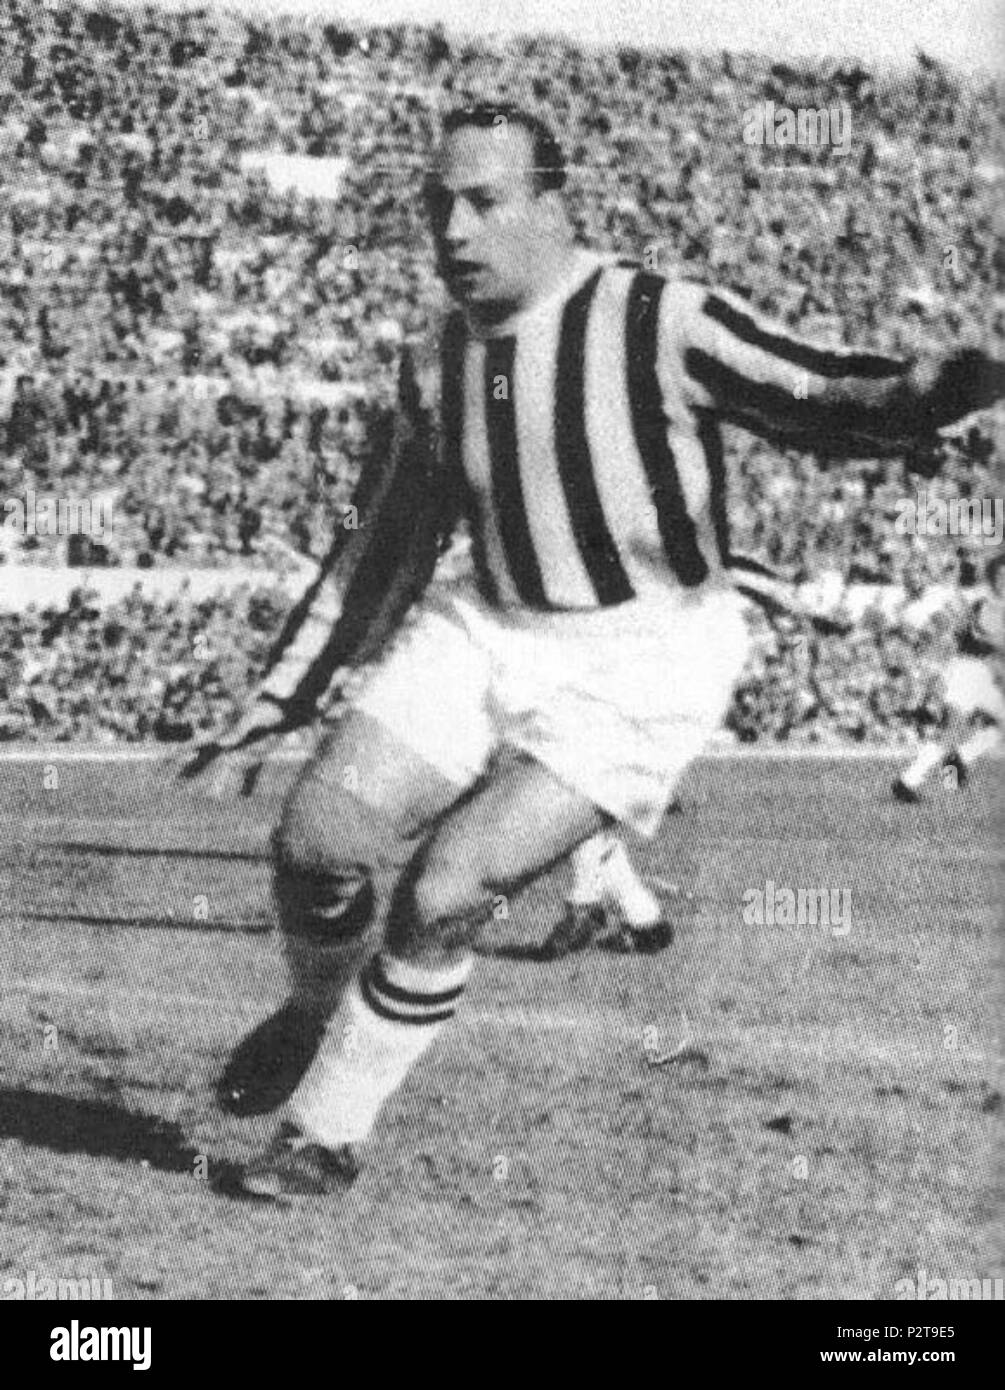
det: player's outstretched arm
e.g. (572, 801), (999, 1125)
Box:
(179, 345), (447, 784)
(667, 281), (1004, 455)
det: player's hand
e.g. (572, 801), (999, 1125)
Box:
(176, 697), (287, 781)
(911, 348), (1005, 433)
(176, 739), (224, 781)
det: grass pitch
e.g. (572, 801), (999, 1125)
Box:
(0, 752), (1001, 1299)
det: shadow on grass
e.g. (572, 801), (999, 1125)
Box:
(0, 1086), (254, 1196)
(0, 1086), (199, 1173)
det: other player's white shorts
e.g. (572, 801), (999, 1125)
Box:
(352, 578), (750, 836)
(943, 656), (1005, 723)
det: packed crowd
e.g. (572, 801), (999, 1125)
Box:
(0, 4), (1001, 742)
(0, 581), (288, 743)
(0, 561), (980, 746)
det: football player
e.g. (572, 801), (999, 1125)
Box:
(192, 103), (1003, 1200)
(893, 551), (1004, 800)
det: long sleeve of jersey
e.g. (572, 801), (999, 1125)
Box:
(663, 280), (923, 455)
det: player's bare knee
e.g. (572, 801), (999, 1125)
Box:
(390, 844), (496, 954)
(413, 867), (483, 928)
(271, 788), (378, 944)
(276, 771), (365, 869)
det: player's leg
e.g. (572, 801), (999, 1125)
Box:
(216, 710), (465, 1116)
(536, 590), (748, 955)
(895, 666), (964, 802)
(568, 831), (620, 906)
(918, 658), (1005, 794)
(218, 591), (495, 1117)
(893, 737), (947, 801)
(544, 830), (618, 957)
(943, 669), (1005, 787)
(943, 707), (1001, 789)
(274, 711), (462, 1009)
(949, 723), (1001, 778)
(239, 753), (606, 1198)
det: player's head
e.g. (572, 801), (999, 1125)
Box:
(425, 103), (570, 321)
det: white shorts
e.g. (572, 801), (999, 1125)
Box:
(352, 578), (750, 837)
(943, 657), (1005, 722)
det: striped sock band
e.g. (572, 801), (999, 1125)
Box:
(359, 951), (473, 1027)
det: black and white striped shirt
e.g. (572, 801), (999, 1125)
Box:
(441, 250), (912, 612)
(240, 250), (922, 735)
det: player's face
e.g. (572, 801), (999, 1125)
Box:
(426, 125), (557, 319)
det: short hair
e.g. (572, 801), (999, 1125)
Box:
(441, 102), (567, 194)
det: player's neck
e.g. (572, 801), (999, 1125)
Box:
(467, 241), (594, 335)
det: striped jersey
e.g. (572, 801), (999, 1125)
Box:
(441, 249), (913, 613)
(211, 249), (924, 748)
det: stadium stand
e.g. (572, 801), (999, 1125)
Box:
(0, 4), (1001, 742)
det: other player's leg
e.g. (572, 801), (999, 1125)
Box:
(943, 715), (1001, 789)
(892, 738), (947, 802)
(920, 657), (1005, 795)
(542, 830), (674, 957)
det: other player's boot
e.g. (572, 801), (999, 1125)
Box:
(238, 1120), (360, 1201)
(891, 776), (923, 803)
(604, 870), (688, 954)
(542, 833), (676, 958)
(539, 900), (608, 960)
(892, 740), (946, 803)
(606, 910), (677, 955)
